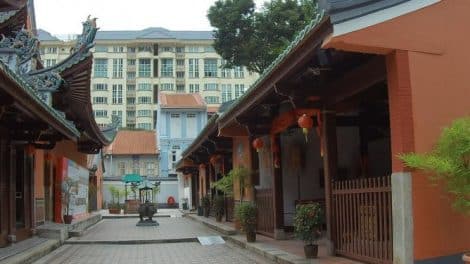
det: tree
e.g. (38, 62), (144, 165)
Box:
(208, 0), (318, 73)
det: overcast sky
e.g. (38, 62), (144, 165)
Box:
(35, 0), (265, 36)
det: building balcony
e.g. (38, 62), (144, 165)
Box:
(126, 118), (136, 124)
(127, 52), (136, 59)
(126, 79), (136, 85)
(175, 79), (185, 85)
(175, 53), (185, 59)
(127, 90), (136, 97)
(127, 65), (136, 71)
(127, 104), (136, 111)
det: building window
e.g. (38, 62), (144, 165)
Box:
(204, 83), (218, 91)
(95, 45), (108, 52)
(235, 84), (245, 98)
(127, 47), (136, 53)
(112, 110), (123, 127)
(204, 58), (218, 77)
(112, 85), (123, 104)
(93, 97), (107, 104)
(94, 58), (108, 78)
(146, 162), (155, 176)
(176, 47), (184, 53)
(127, 71), (136, 79)
(127, 111), (135, 117)
(112, 58), (123, 78)
(113, 46), (124, 53)
(45, 59), (56, 67)
(221, 84), (232, 102)
(160, 83), (174, 91)
(204, 96), (219, 104)
(176, 85), (185, 92)
(118, 162), (126, 176)
(138, 96), (152, 104)
(127, 97), (135, 104)
(138, 58), (151, 77)
(187, 113), (196, 118)
(94, 110), (108, 118)
(160, 46), (173, 52)
(221, 67), (231, 78)
(127, 59), (136, 66)
(127, 85), (136, 91)
(189, 84), (199, 93)
(188, 59), (199, 78)
(46, 47), (57, 54)
(234, 66), (244, 78)
(153, 59), (158, 77)
(137, 110), (152, 117)
(93, 83), (108, 91)
(176, 59), (185, 66)
(187, 46), (199, 53)
(137, 123), (152, 130)
(161, 58), (173, 77)
(176, 71), (185, 79)
(138, 45), (152, 52)
(137, 83), (152, 91)
(204, 46), (216, 53)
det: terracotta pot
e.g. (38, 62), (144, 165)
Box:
(63, 215), (73, 224)
(109, 208), (121, 214)
(463, 252), (470, 264)
(246, 231), (256, 243)
(304, 244), (318, 259)
(197, 206), (203, 216)
(216, 214), (223, 222)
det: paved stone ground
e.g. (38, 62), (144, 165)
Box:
(33, 242), (273, 264)
(68, 217), (219, 242)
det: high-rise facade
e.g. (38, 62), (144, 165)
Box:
(38, 28), (258, 130)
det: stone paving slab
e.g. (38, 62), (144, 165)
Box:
(33, 242), (275, 264)
(185, 213), (237, 235)
(0, 238), (60, 264)
(67, 217), (219, 242)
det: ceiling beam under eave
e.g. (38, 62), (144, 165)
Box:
(324, 56), (386, 106)
(218, 122), (249, 137)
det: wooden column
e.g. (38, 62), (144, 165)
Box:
(273, 136), (284, 230)
(0, 138), (8, 246)
(322, 110), (337, 252)
(8, 145), (16, 241)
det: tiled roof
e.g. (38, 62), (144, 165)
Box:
(104, 130), (158, 155)
(207, 106), (219, 113)
(37, 29), (60, 41)
(159, 93), (206, 109)
(37, 27), (214, 41)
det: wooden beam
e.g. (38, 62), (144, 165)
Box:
(322, 110), (337, 250)
(325, 56), (386, 105)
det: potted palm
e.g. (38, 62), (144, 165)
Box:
(235, 202), (257, 242)
(293, 203), (323, 258)
(201, 195), (211, 217)
(62, 177), (77, 224)
(108, 185), (123, 214)
(399, 117), (470, 263)
(213, 196), (225, 222)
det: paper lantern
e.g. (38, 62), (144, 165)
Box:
(252, 138), (264, 152)
(297, 114), (313, 142)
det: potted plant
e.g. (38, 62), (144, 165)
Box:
(182, 198), (189, 210)
(213, 195), (225, 222)
(201, 195), (211, 217)
(62, 177), (77, 224)
(399, 117), (470, 262)
(108, 185), (123, 214)
(235, 202), (257, 242)
(293, 203), (323, 258)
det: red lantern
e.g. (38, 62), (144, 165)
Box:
(252, 138), (264, 152)
(297, 114), (313, 142)
(199, 164), (206, 170)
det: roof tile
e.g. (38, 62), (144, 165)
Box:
(159, 93), (206, 109)
(104, 130), (158, 155)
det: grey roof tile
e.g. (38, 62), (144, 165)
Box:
(37, 29), (60, 41)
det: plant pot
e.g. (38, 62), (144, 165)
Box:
(304, 244), (318, 259)
(63, 215), (73, 224)
(182, 203), (189, 210)
(197, 206), (203, 216)
(246, 231), (256, 242)
(109, 208), (121, 214)
(203, 207), (210, 217)
(463, 252), (470, 264)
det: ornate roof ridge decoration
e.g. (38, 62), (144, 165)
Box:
(0, 9), (19, 25)
(100, 114), (120, 142)
(0, 26), (40, 73)
(73, 15), (98, 53)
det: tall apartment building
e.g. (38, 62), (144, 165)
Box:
(38, 28), (258, 130)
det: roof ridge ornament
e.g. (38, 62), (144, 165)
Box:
(73, 15), (98, 53)
(0, 26), (40, 73)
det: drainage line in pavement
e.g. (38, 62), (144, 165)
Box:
(64, 238), (199, 245)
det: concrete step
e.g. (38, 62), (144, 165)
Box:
(0, 237), (60, 264)
(185, 214), (237, 236)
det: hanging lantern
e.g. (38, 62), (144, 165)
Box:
(252, 138), (264, 152)
(274, 155), (281, 169)
(297, 114), (313, 142)
(199, 163), (206, 170)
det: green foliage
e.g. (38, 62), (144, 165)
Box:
(399, 117), (470, 214)
(201, 195), (211, 208)
(211, 173), (234, 195)
(235, 202), (257, 233)
(293, 203), (323, 245)
(208, 0), (319, 73)
(213, 196), (225, 217)
(107, 185), (125, 209)
(62, 177), (78, 215)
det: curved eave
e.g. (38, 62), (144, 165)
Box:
(181, 114), (219, 158)
(0, 60), (80, 139)
(59, 54), (113, 147)
(217, 12), (330, 129)
(0, 4), (27, 34)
